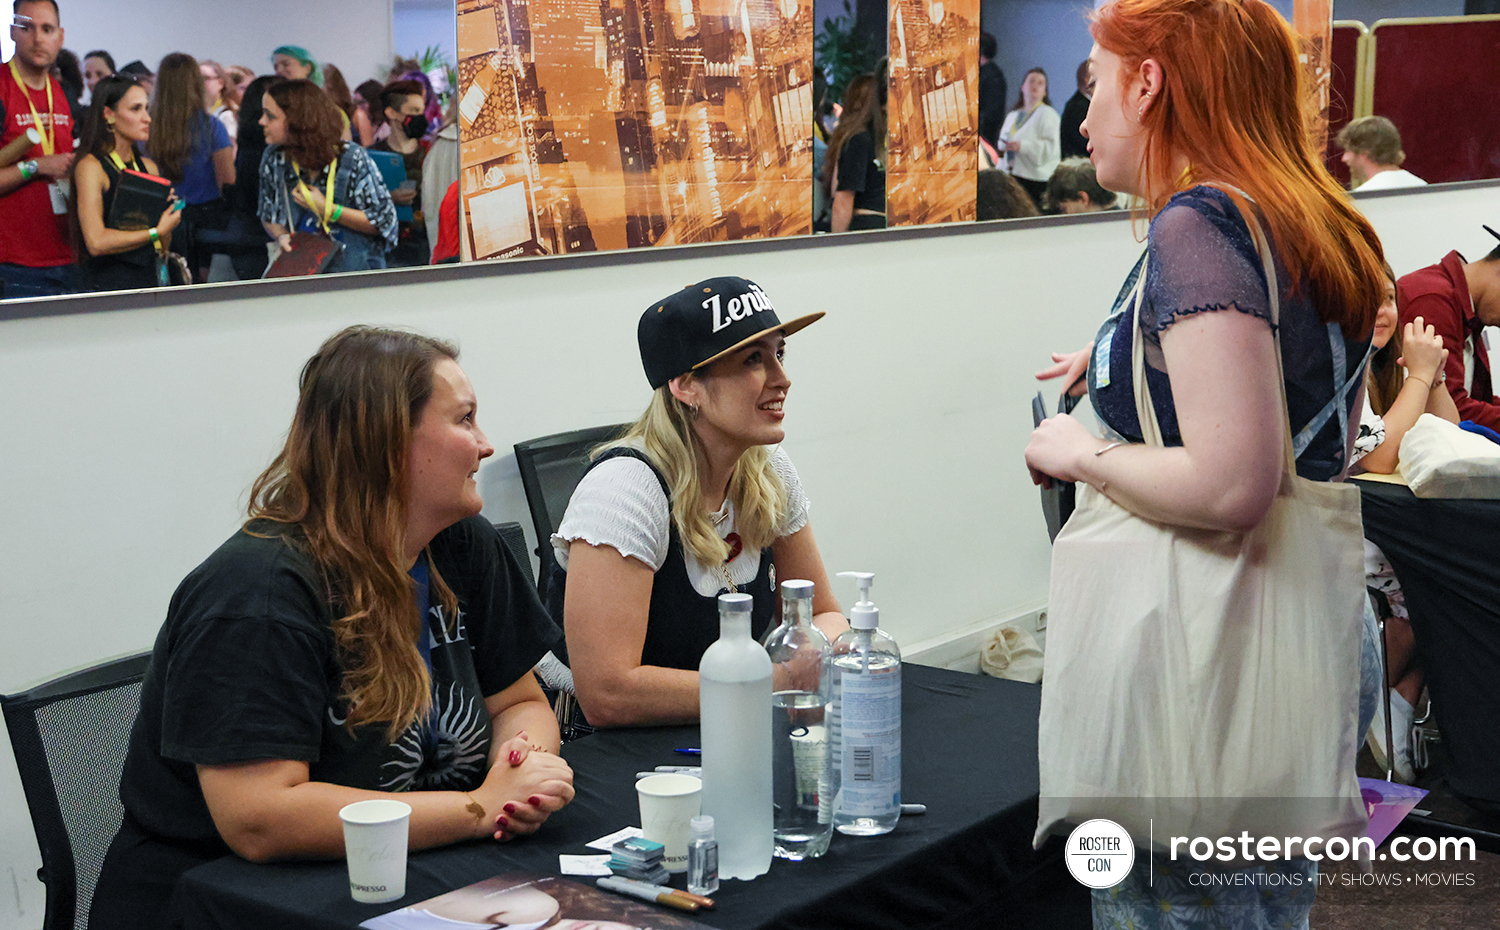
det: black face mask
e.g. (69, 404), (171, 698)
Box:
(401, 114), (429, 139)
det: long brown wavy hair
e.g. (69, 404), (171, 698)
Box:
(821, 73), (886, 197)
(1093, 0), (1385, 337)
(1366, 262), (1404, 416)
(248, 326), (462, 740)
(147, 52), (210, 183)
(267, 78), (344, 169)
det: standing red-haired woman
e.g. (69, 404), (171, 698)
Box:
(1025, 0), (1386, 924)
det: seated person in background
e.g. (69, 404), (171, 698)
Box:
(1397, 228), (1500, 430)
(1045, 157), (1117, 214)
(976, 168), (1040, 221)
(551, 277), (849, 727)
(1352, 265), (1458, 782)
(91, 326), (573, 930)
(1337, 116), (1425, 192)
(371, 78), (431, 267)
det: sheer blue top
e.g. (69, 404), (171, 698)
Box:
(1089, 186), (1371, 481)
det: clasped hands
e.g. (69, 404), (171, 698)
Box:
(474, 729), (575, 842)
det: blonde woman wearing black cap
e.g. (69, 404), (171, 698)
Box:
(549, 277), (849, 727)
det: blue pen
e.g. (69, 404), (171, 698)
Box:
(674, 747), (701, 755)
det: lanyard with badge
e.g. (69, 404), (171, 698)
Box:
(290, 158), (337, 235)
(9, 58), (67, 215)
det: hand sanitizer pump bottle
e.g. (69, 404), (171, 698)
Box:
(699, 592), (774, 879)
(829, 572), (902, 836)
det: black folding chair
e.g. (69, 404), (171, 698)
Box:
(494, 520), (591, 742)
(3, 652), (151, 930)
(512, 423), (630, 588)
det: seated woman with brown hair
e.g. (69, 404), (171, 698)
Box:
(91, 327), (573, 930)
(1352, 264), (1459, 782)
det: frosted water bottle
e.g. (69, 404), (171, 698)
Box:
(699, 592), (774, 879)
(829, 572), (902, 836)
(762, 579), (833, 859)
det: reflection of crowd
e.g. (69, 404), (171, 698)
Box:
(0, 0), (456, 299)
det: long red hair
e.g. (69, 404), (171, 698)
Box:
(1093, 0), (1384, 337)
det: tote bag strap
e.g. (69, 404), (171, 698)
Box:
(1128, 189), (1299, 479)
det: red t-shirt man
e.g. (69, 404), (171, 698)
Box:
(0, 0), (76, 294)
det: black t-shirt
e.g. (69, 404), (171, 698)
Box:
(118, 514), (559, 849)
(835, 130), (885, 214)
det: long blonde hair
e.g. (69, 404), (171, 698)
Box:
(247, 326), (460, 741)
(604, 386), (787, 566)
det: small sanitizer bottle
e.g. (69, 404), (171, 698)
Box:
(687, 814), (720, 896)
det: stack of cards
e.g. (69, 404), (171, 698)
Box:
(608, 836), (670, 884)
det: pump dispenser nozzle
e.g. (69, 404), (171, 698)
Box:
(836, 571), (878, 630)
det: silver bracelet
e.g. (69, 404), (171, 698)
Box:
(1095, 441), (1128, 457)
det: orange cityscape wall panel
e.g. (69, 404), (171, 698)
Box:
(885, 0), (979, 227)
(456, 0), (815, 260)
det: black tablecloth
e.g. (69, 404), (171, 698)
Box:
(1358, 479), (1500, 804)
(173, 664), (1086, 930)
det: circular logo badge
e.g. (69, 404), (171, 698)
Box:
(1065, 819), (1135, 888)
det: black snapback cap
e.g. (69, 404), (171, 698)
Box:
(638, 276), (824, 389)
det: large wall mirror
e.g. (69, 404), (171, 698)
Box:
(0, 0), (1492, 306)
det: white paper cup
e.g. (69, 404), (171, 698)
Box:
(636, 773), (702, 873)
(339, 799), (411, 903)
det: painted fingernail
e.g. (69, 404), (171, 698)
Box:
(528, 796), (543, 807)
(503, 803), (517, 814)
(497, 815), (509, 828)
(509, 750), (521, 765)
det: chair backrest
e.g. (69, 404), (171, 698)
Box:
(513, 423), (629, 586)
(3, 652), (151, 930)
(492, 520), (534, 589)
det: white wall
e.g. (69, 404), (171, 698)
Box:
(51, 0), (396, 89)
(984, 0), (1096, 106)
(1, 182), (1496, 927)
(393, 0), (457, 66)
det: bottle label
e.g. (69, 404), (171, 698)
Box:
(832, 664), (901, 817)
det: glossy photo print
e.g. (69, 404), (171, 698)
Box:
(456, 0), (815, 260)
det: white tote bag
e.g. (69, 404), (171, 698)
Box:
(1035, 215), (1368, 851)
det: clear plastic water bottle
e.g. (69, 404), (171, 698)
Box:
(762, 579), (833, 860)
(699, 593), (773, 880)
(829, 572), (901, 836)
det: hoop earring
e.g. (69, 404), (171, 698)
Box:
(689, 402), (701, 419)
(105, 117), (116, 129)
